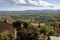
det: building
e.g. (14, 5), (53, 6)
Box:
(0, 18), (14, 32)
(30, 21), (45, 27)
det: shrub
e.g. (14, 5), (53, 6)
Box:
(0, 31), (14, 40)
(17, 27), (39, 40)
(38, 25), (51, 34)
(23, 21), (30, 29)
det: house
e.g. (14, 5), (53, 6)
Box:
(30, 21), (45, 27)
(0, 18), (14, 33)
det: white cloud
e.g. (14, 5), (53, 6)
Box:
(0, 0), (26, 4)
(0, 0), (54, 7)
(38, 1), (53, 6)
(15, 0), (26, 4)
(0, 0), (16, 2)
(0, 0), (58, 11)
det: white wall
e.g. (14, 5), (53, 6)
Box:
(50, 36), (60, 40)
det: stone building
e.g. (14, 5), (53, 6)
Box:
(0, 18), (14, 32)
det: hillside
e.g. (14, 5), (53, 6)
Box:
(0, 9), (60, 14)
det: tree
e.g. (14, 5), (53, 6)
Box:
(23, 21), (30, 29)
(13, 20), (22, 39)
(38, 25), (51, 35)
(17, 27), (39, 40)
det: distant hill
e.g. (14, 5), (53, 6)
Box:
(0, 9), (60, 14)
(20, 9), (60, 14)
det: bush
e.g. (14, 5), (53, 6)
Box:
(0, 31), (14, 40)
(38, 25), (51, 34)
(13, 20), (22, 28)
(17, 27), (39, 40)
(23, 21), (30, 29)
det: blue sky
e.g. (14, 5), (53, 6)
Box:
(0, 0), (60, 11)
(42, 0), (60, 5)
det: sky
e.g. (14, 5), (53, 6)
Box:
(0, 0), (60, 11)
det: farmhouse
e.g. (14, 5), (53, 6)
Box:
(0, 18), (14, 32)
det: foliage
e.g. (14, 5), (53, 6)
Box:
(13, 20), (21, 28)
(48, 28), (56, 36)
(0, 31), (14, 40)
(0, 12), (60, 26)
(38, 25), (51, 34)
(23, 21), (30, 29)
(55, 34), (60, 37)
(13, 19), (30, 29)
(48, 30), (56, 36)
(17, 27), (39, 40)
(13, 21), (20, 27)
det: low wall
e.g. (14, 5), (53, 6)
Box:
(50, 36), (60, 40)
